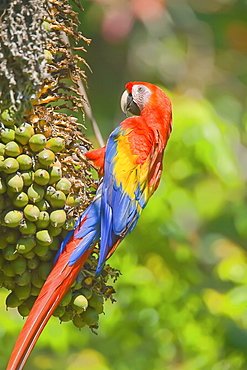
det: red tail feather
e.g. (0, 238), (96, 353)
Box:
(7, 238), (93, 370)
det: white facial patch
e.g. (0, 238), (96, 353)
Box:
(131, 84), (152, 112)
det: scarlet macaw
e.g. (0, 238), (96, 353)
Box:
(7, 81), (172, 370)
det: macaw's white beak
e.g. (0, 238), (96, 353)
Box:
(120, 89), (141, 116)
(120, 89), (129, 115)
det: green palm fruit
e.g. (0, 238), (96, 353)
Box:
(3, 244), (18, 261)
(11, 255), (27, 275)
(9, 176), (24, 198)
(17, 154), (33, 170)
(27, 255), (39, 270)
(63, 218), (76, 231)
(50, 190), (66, 208)
(70, 280), (78, 289)
(73, 315), (87, 329)
(49, 236), (60, 251)
(2, 261), (15, 277)
(4, 141), (23, 157)
(16, 236), (36, 254)
(38, 261), (53, 280)
(0, 178), (7, 194)
(35, 211), (50, 229)
(83, 276), (94, 287)
(55, 178), (71, 194)
(23, 204), (40, 221)
(48, 165), (62, 184)
(60, 312), (72, 322)
(28, 134), (47, 152)
(15, 124), (34, 145)
(53, 305), (66, 318)
(73, 294), (88, 312)
(0, 238), (8, 250)
(25, 296), (36, 310)
(22, 250), (36, 259)
(0, 143), (5, 155)
(0, 111), (15, 127)
(34, 243), (49, 257)
(3, 210), (23, 228)
(30, 285), (41, 296)
(73, 278), (83, 290)
(39, 250), (54, 262)
(2, 275), (15, 290)
(37, 149), (55, 166)
(21, 171), (34, 186)
(2, 158), (19, 173)
(80, 307), (99, 326)
(4, 228), (20, 244)
(59, 290), (72, 307)
(46, 137), (65, 153)
(88, 292), (104, 314)
(27, 183), (45, 203)
(13, 192), (29, 208)
(1, 273), (8, 287)
(0, 155), (4, 169)
(36, 199), (50, 211)
(34, 168), (50, 185)
(19, 219), (37, 235)
(44, 186), (56, 201)
(66, 194), (81, 207)
(15, 270), (32, 286)
(80, 288), (93, 300)
(18, 304), (30, 317)
(0, 127), (15, 143)
(6, 292), (23, 308)
(31, 270), (44, 288)
(50, 209), (66, 227)
(15, 283), (31, 300)
(47, 224), (62, 236)
(36, 230), (53, 247)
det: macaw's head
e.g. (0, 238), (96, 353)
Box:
(120, 81), (172, 118)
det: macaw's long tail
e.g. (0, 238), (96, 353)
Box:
(7, 196), (101, 370)
(7, 245), (93, 370)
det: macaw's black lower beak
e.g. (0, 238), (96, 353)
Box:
(121, 90), (141, 116)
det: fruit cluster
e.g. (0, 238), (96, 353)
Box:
(0, 0), (119, 332)
(0, 107), (119, 330)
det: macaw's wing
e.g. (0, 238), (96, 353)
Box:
(95, 119), (161, 275)
(56, 188), (102, 265)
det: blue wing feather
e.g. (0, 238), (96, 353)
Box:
(95, 125), (148, 275)
(55, 185), (102, 266)
(68, 188), (102, 265)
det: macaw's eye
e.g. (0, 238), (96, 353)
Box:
(138, 86), (143, 92)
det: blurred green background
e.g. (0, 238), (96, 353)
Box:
(2, 0), (247, 369)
